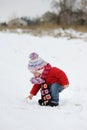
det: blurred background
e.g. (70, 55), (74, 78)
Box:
(0, 0), (87, 34)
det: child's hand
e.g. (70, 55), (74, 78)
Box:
(27, 94), (33, 100)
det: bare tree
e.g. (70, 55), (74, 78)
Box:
(80, 0), (87, 12)
(65, 0), (76, 9)
(51, 0), (87, 25)
(51, 0), (76, 13)
(51, 0), (61, 13)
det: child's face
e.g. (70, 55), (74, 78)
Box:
(32, 71), (41, 77)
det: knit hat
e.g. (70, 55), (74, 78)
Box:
(28, 52), (46, 73)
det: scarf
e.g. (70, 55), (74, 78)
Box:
(30, 63), (51, 84)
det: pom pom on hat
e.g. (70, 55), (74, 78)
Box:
(29, 52), (38, 60)
(28, 52), (46, 72)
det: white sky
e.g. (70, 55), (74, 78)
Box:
(0, 0), (52, 22)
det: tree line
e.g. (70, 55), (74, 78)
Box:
(0, 0), (87, 26)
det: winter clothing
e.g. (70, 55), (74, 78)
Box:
(30, 63), (69, 96)
(30, 62), (51, 84)
(30, 77), (45, 84)
(38, 83), (64, 106)
(49, 83), (64, 104)
(38, 99), (59, 107)
(28, 52), (46, 72)
(28, 52), (69, 106)
(39, 83), (51, 106)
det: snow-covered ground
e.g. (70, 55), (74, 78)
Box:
(0, 31), (87, 130)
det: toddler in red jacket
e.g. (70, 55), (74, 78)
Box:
(27, 52), (69, 107)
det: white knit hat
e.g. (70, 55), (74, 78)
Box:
(28, 52), (46, 73)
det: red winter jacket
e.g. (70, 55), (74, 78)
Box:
(30, 66), (69, 95)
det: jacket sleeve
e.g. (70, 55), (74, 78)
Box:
(30, 84), (41, 95)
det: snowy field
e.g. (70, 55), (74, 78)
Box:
(0, 31), (87, 130)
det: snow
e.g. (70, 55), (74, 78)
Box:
(0, 31), (87, 130)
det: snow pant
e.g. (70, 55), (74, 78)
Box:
(49, 83), (64, 105)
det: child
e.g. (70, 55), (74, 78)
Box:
(27, 52), (69, 107)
